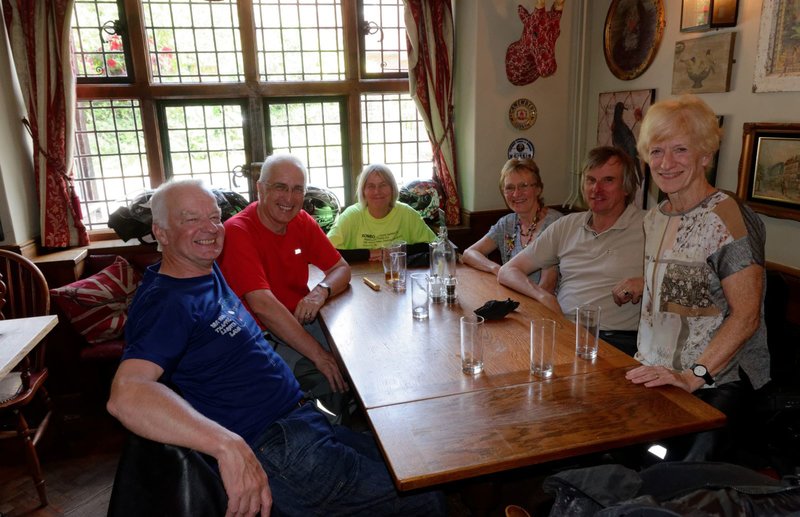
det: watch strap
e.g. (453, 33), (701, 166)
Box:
(691, 363), (714, 385)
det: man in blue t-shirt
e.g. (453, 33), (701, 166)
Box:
(107, 179), (443, 517)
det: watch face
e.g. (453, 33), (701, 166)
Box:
(693, 364), (707, 376)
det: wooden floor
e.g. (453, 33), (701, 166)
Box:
(0, 410), (124, 517)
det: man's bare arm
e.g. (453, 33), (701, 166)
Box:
(107, 359), (272, 516)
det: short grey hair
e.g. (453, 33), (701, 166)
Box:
(150, 178), (213, 229)
(356, 164), (399, 208)
(258, 154), (309, 184)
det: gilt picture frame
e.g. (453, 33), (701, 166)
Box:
(603, 0), (665, 81)
(753, 1), (800, 93)
(672, 32), (735, 95)
(737, 123), (800, 222)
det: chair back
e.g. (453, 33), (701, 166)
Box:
(0, 249), (51, 367)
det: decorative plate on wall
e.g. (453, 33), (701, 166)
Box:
(507, 138), (535, 159)
(603, 0), (665, 80)
(509, 98), (537, 130)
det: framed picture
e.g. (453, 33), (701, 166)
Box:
(753, 1), (800, 93)
(681, 0), (711, 31)
(597, 89), (655, 209)
(680, 0), (739, 32)
(737, 123), (800, 222)
(603, 0), (665, 81)
(671, 32), (736, 95)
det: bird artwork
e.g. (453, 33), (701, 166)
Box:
(611, 101), (643, 189)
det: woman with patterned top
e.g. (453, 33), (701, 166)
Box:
(462, 158), (562, 291)
(620, 95), (769, 461)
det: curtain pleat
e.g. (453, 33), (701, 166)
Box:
(3, 0), (88, 248)
(404, 0), (461, 226)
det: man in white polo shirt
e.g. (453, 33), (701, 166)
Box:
(498, 146), (645, 356)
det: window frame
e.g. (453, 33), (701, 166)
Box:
(73, 0), (136, 84)
(75, 0), (416, 237)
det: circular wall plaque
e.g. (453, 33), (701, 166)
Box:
(507, 138), (535, 160)
(509, 98), (537, 130)
(603, 0), (665, 80)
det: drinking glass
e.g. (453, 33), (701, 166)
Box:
(575, 304), (601, 360)
(382, 241), (406, 286)
(530, 319), (556, 378)
(390, 251), (407, 292)
(460, 314), (485, 375)
(410, 273), (429, 320)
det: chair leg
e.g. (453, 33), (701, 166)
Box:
(16, 410), (48, 507)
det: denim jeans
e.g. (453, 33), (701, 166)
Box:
(254, 403), (446, 517)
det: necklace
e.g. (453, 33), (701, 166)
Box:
(517, 208), (542, 245)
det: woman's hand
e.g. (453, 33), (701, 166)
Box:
(612, 277), (644, 306)
(625, 364), (701, 393)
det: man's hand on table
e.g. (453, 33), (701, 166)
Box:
(294, 289), (327, 324)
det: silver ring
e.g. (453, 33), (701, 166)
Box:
(623, 290), (630, 296)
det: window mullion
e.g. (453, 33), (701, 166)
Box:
(247, 97), (265, 176)
(140, 98), (166, 187)
(122, 0), (151, 86)
(237, 0), (259, 85)
(346, 92), (362, 180)
(342, 0), (360, 82)
(342, 0), (362, 181)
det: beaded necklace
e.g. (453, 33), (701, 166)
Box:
(517, 208), (542, 246)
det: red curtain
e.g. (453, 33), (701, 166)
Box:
(3, 0), (88, 247)
(404, 0), (461, 226)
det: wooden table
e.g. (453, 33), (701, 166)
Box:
(0, 315), (58, 377)
(319, 264), (726, 490)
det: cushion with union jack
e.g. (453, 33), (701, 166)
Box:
(50, 255), (142, 344)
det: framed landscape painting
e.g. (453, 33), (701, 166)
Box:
(737, 123), (800, 222)
(753, 1), (800, 92)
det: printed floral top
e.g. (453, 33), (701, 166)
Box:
(636, 191), (770, 389)
(485, 208), (562, 283)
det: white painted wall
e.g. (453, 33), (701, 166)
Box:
(455, 0), (576, 213)
(0, 10), (37, 246)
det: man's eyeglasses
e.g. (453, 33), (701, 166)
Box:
(503, 182), (537, 194)
(265, 182), (306, 196)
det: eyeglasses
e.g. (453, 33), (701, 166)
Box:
(365, 182), (391, 192)
(503, 182), (538, 194)
(265, 182), (306, 196)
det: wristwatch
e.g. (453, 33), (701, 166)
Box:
(690, 363), (715, 386)
(317, 282), (332, 299)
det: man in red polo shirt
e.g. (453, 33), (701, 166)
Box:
(218, 154), (352, 421)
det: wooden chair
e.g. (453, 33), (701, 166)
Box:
(0, 249), (53, 507)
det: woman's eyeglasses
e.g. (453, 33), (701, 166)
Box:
(503, 183), (537, 194)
